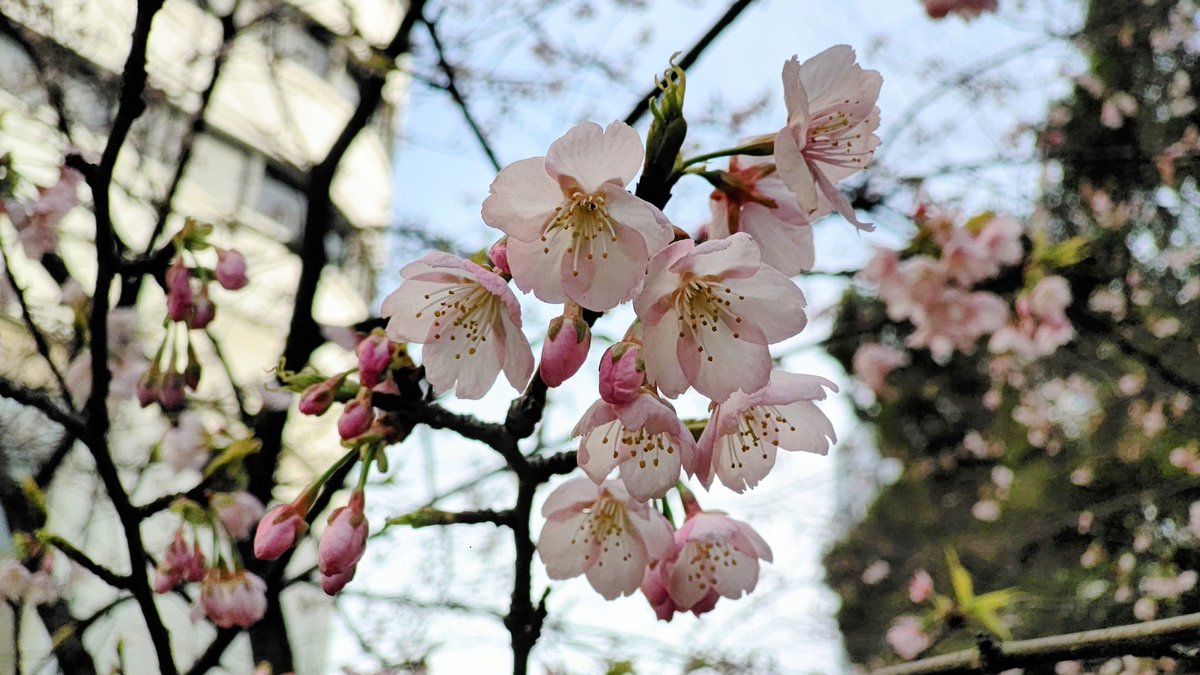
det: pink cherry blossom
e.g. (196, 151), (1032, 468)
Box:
(634, 233), (807, 401)
(166, 259), (193, 322)
(922, 0), (998, 20)
(852, 343), (909, 395)
(356, 332), (394, 389)
(909, 569), (935, 604)
(771, 47), (882, 231)
(907, 289), (1009, 360)
(539, 309), (591, 388)
(0, 560), (32, 601)
(1, 166), (81, 259)
(598, 340), (644, 405)
(380, 252), (533, 399)
(489, 237), (511, 276)
(707, 155), (820, 276)
(989, 276), (1074, 359)
(298, 376), (339, 416)
(254, 503), (310, 560)
(481, 121), (674, 311)
(155, 530), (207, 593)
(318, 491), (368, 595)
(213, 492), (266, 540)
(200, 568), (268, 628)
(537, 478), (673, 600)
(655, 510), (772, 612)
(886, 615), (931, 660)
(574, 392), (701, 501)
(698, 371), (837, 492)
(214, 249), (248, 290)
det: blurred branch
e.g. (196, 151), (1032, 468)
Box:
(421, 13), (502, 173)
(0, 240), (73, 407)
(0, 378), (85, 437)
(42, 534), (131, 589)
(871, 612), (1200, 674)
(0, 9), (73, 141)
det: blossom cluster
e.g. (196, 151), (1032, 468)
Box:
(346, 45), (879, 617)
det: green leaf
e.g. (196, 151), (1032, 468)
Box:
(945, 547), (975, 605)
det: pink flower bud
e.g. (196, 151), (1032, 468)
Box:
(155, 530), (206, 593)
(200, 568), (267, 629)
(356, 333), (393, 389)
(166, 259), (193, 322)
(188, 290), (216, 329)
(214, 492), (266, 541)
(539, 315), (590, 387)
(489, 237), (510, 276)
(320, 566), (357, 595)
(909, 569), (934, 604)
(215, 249), (248, 291)
(337, 392), (375, 440)
(183, 347), (202, 391)
(159, 370), (187, 411)
(599, 341), (643, 404)
(318, 491), (368, 589)
(253, 504), (309, 560)
(298, 376), (338, 416)
(136, 371), (159, 408)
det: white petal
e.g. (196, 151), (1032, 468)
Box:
(738, 204), (814, 276)
(711, 545), (761, 599)
(500, 316), (534, 393)
(541, 477), (601, 517)
(538, 511), (597, 580)
(481, 157), (561, 240)
(774, 129), (819, 212)
(578, 420), (623, 484)
(727, 266), (808, 343)
(602, 186), (674, 254)
(546, 121), (644, 194)
(584, 517), (648, 599)
(561, 223), (648, 311)
(781, 55), (809, 128)
(507, 235), (570, 304)
(642, 312), (689, 398)
(714, 432), (778, 493)
(617, 435), (682, 502)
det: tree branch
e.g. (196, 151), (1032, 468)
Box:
(0, 379), (86, 437)
(42, 535), (131, 589)
(420, 13), (502, 173)
(870, 612), (1200, 674)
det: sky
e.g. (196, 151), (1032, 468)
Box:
(335, 1), (1087, 672)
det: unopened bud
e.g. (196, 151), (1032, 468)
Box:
(253, 503), (309, 561)
(189, 289), (216, 329)
(599, 341), (644, 405)
(298, 376), (339, 416)
(356, 332), (393, 389)
(337, 391), (375, 440)
(539, 314), (590, 387)
(166, 259), (193, 322)
(317, 491), (368, 594)
(215, 249), (248, 291)
(159, 370), (187, 411)
(489, 237), (510, 276)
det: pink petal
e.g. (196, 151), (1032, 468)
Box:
(508, 235), (570, 304)
(774, 128), (819, 212)
(538, 510), (597, 580)
(541, 477), (600, 517)
(642, 312), (690, 398)
(481, 157), (562, 240)
(584, 520), (648, 599)
(561, 223), (648, 311)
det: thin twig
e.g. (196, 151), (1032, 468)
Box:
(42, 535), (131, 589)
(421, 13), (503, 172)
(0, 239), (74, 408)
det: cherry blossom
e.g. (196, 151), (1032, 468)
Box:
(160, 412), (210, 472)
(574, 391), (701, 501)
(537, 478), (673, 600)
(990, 275), (1075, 359)
(380, 252), (533, 399)
(154, 530), (206, 593)
(698, 371), (837, 492)
(706, 155), (819, 276)
(886, 615), (931, 660)
(213, 492), (266, 540)
(0, 165), (82, 259)
(481, 121), (674, 311)
(356, 331), (394, 389)
(652, 508), (772, 613)
(634, 233), (807, 402)
(771, 46), (881, 231)
(852, 343), (909, 395)
(909, 569), (935, 604)
(200, 568), (268, 628)
(214, 249), (248, 291)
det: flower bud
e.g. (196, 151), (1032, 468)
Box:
(253, 503), (309, 560)
(539, 314), (590, 387)
(318, 491), (368, 594)
(337, 391), (375, 440)
(189, 289), (216, 329)
(599, 341), (643, 405)
(356, 332), (393, 389)
(159, 370), (187, 411)
(166, 259), (192, 322)
(320, 566), (357, 595)
(215, 249), (248, 291)
(214, 492), (266, 541)
(183, 344), (202, 390)
(200, 568), (267, 629)
(298, 376), (339, 416)
(489, 237), (510, 276)
(136, 370), (159, 408)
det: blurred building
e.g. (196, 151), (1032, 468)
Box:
(0, 0), (407, 672)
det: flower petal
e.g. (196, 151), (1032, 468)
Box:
(546, 121), (644, 193)
(481, 157), (561, 240)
